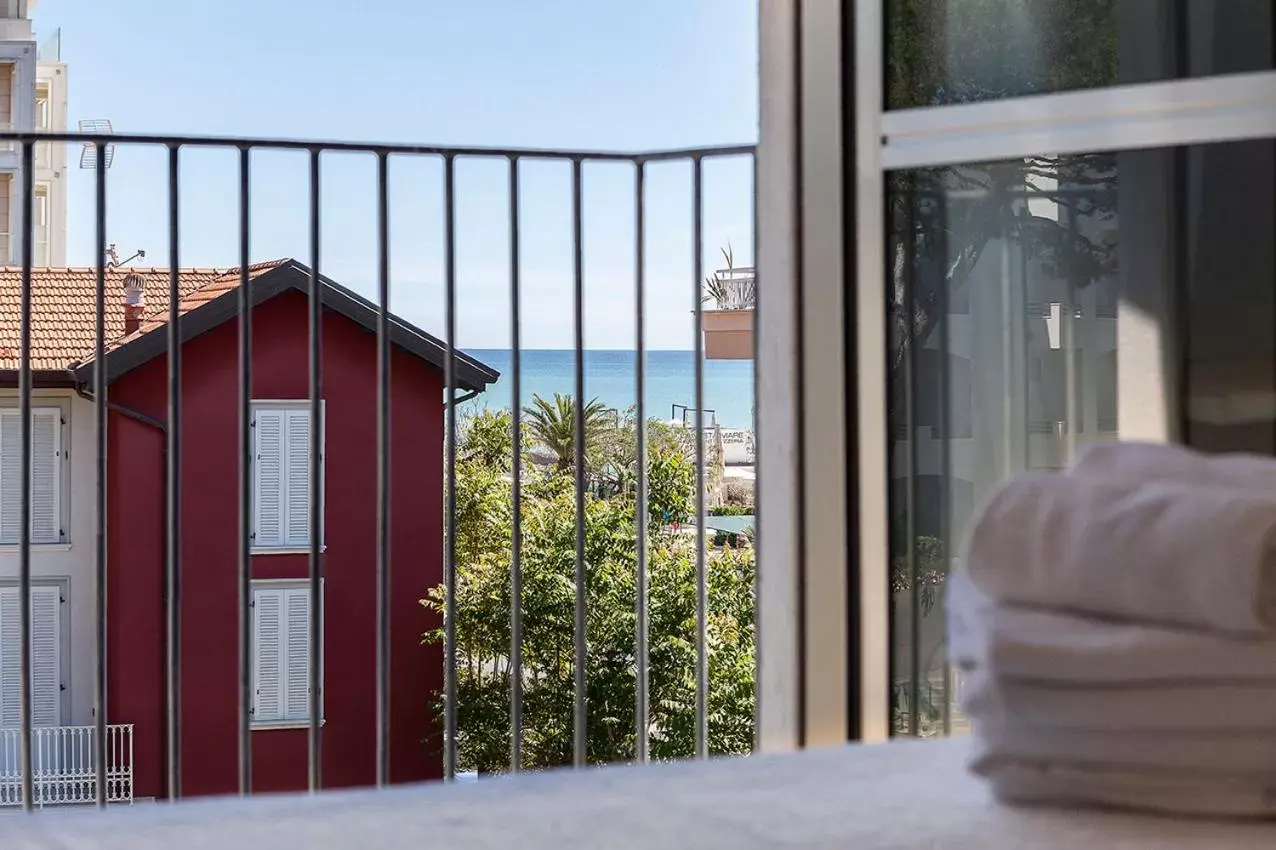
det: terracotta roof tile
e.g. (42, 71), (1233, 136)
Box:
(0, 261), (288, 372)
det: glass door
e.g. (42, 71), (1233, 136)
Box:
(865, 0), (1276, 738)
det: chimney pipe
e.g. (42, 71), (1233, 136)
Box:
(122, 272), (147, 335)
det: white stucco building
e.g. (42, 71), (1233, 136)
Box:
(0, 0), (67, 268)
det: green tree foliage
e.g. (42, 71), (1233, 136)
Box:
(425, 408), (755, 773)
(522, 393), (612, 471)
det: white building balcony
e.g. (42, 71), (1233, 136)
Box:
(0, 724), (133, 807)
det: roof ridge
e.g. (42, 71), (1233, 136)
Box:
(0, 259), (292, 275)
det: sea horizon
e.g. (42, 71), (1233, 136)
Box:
(462, 348), (756, 431)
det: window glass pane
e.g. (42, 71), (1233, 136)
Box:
(887, 0), (1276, 109)
(887, 137), (1276, 737)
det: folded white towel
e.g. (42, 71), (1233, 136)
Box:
(963, 471), (1276, 634)
(1073, 441), (1276, 492)
(961, 668), (1276, 732)
(947, 572), (1276, 683)
(974, 757), (1276, 818)
(970, 720), (1276, 774)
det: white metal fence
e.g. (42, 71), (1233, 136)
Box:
(0, 724), (133, 807)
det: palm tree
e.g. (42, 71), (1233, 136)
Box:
(523, 393), (611, 471)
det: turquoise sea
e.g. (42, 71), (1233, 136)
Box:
(463, 350), (755, 431)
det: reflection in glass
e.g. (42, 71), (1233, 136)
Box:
(886, 138), (1276, 737)
(887, 0), (1276, 109)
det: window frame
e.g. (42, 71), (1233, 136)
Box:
(34, 82), (49, 131)
(759, 0), (1276, 754)
(0, 171), (11, 264)
(827, 0), (1276, 746)
(0, 398), (71, 548)
(249, 399), (326, 555)
(250, 578), (324, 729)
(32, 183), (48, 269)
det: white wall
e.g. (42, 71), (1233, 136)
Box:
(35, 58), (65, 266)
(0, 39), (34, 265)
(0, 390), (98, 727)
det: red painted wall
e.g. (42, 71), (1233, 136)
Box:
(107, 290), (445, 799)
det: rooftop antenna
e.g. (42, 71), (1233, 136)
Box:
(105, 243), (146, 270)
(78, 118), (117, 171)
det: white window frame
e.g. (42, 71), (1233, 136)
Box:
(756, 0), (858, 753)
(32, 183), (47, 268)
(34, 82), (48, 131)
(34, 82), (51, 173)
(0, 399), (70, 548)
(0, 59), (14, 147)
(250, 579), (324, 729)
(250, 400), (326, 554)
(0, 172), (11, 265)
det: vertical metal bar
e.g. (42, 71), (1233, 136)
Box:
(790, 0), (809, 749)
(933, 188), (953, 738)
(571, 157), (588, 769)
(18, 140), (34, 811)
(749, 146), (761, 755)
(1063, 204), (1079, 464)
(442, 154), (459, 782)
(307, 149), (324, 793)
(236, 145), (254, 795)
(165, 143), (183, 799)
(93, 141), (109, 807)
(902, 181), (921, 738)
(375, 151), (392, 787)
(508, 156), (524, 773)
(634, 160), (650, 763)
(691, 157), (709, 759)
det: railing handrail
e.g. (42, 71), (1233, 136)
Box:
(0, 722), (132, 733)
(0, 130), (756, 160)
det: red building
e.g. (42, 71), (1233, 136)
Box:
(0, 260), (496, 800)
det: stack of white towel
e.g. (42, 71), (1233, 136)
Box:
(950, 440), (1276, 817)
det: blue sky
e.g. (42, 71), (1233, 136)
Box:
(34, 0), (758, 350)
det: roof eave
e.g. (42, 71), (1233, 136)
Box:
(71, 261), (500, 393)
(0, 370), (80, 388)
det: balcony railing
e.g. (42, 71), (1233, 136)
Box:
(0, 724), (133, 807)
(0, 129), (757, 807)
(38, 28), (62, 63)
(704, 265), (756, 311)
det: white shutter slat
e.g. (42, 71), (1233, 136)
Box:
(284, 589), (312, 721)
(29, 587), (59, 727)
(254, 411), (284, 548)
(0, 589), (19, 727)
(253, 589), (283, 722)
(284, 411), (311, 547)
(0, 413), (21, 544)
(29, 412), (60, 544)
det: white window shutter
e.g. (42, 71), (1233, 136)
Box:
(253, 589), (283, 722)
(29, 412), (60, 544)
(284, 589), (311, 721)
(284, 411), (311, 547)
(0, 586), (62, 728)
(0, 413), (21, 544)
(29, 586), (60, 727)
(0, 589), (20, 727)
(254, 411), (284, 548)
